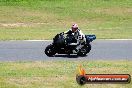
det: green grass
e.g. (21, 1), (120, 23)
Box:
(0, 60), (131, 88)
(0, 0), (132, 40)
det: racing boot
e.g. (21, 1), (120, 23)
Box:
(72, 48), (79, 54)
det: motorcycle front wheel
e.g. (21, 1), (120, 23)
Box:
(45, 44), (56, 57)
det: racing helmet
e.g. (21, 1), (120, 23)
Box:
(71, 24), (78, 32)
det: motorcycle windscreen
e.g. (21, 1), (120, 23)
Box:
(53, 34), (65, 47)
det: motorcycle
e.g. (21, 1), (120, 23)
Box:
(45, 31), (96, 57)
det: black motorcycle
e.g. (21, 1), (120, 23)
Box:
(45, 32), (96, 57)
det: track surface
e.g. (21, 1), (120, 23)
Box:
(0, 40), (132, 61)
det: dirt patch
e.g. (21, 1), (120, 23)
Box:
(0, 23), (45, 27)
(94, 8), (132, 15)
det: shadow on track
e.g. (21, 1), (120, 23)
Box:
(53, 54), (87, 58)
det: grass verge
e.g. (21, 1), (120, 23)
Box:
(0, 60), (131, 88)
(0, 0), (132, 40)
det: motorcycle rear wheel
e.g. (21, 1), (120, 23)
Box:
(77, 43), (91, 56)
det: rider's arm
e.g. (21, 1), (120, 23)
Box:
(64, 29), (72, 34)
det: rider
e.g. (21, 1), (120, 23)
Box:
(64, 23), (86, 53)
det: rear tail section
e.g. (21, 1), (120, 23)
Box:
(85, 35), (96, 43)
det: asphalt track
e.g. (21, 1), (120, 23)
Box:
(0, 40), (132, 61)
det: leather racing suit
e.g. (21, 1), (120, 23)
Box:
(65, 29), (86, 53)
